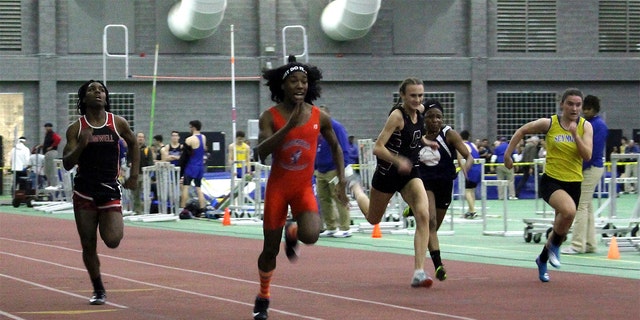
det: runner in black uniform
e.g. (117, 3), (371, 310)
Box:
(73, 113), (122, 203)
(63, 80), (139, 305)
(406, 100), (474, 282)
(349, 77), (438, 288)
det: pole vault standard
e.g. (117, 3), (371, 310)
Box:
(229, 24), (238, 210)
(231, 24), (237, 163)
(149, 43), (159, 146)
(129, 75), (260, 81)
(102, 24), (129, 87)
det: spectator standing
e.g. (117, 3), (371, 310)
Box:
(35, 123), (62, 187)
(504, 88), (593, 282)
(347, 135), (360, 169)
(494, 137), (518, 200)
(118, 138), (128, 164)
(228, 130), (252, 178)
(621, 138), (639, 193)
(316, 105), (352, 238)
(117, 138), (128, 183)
(29, 147), (46, 189)
(515, 135), (540, 198)
(10, 136), (31, 183)
(538, 139), (547, 159)
(131, 132), (154, 214)
(151, 134), (164, 163)
(563, 94), (608, 254)
(478, 138), (493, 173)
(460, 130), (481, 219)
(179, 120), (207, 217)
(161, 130), (183, 167)
(62, 80), (139, 305)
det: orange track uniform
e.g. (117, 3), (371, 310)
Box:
(262, 106), (321, 230)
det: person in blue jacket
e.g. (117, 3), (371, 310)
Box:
(316, 105), (353, 238)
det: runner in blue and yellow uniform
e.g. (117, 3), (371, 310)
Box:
(504, 88), (593, 282)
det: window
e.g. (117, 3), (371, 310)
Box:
(68, 93), (136, 130)
(0, 0), (21, 51)
(599, 0), (640, 52)
(497, 0), (557, 52)
(0, 93), (24, 168)
(496, 91), (556, 138)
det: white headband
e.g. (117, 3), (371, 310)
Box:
(281, 65), (307, 80)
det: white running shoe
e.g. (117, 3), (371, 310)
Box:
(332, 230), (352, 238)
(89, 291), (106, 305)
(410, 270), (433, 288)
(319, 229), (336, 237)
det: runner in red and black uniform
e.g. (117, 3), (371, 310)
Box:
(63, 80), (139, 305)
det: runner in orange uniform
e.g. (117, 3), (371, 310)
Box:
(252, 56), (348, 320)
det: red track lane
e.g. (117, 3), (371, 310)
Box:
(1, 213), (638, 320)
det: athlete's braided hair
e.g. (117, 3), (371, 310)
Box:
(77, 80), (111, 115)
(262, 55), (322, 103)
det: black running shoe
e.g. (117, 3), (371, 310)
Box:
(284, 221), (299, 262)
(253, 296), (269, 320)
(89, 291), (106, 305)
(435, 265), (447, 281)
(463, 212), (477, 219)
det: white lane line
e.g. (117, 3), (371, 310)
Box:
(0, 252), (321, 320)
(1, 237), (477, 320)
(0, 309), (27, 320)
(0, 272), (128, 309)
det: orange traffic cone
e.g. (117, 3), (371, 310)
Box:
(372, 223), (382, 238)
(607, 236), (620, 259)
(222, 208), (231, 226)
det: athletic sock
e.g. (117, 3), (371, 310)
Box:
(551, 231), (565, 247)
(258, 269), (273, 299)
(430, 250), (442, 269)
(539, 247), (549, 263)
(91, 276), (105, 293)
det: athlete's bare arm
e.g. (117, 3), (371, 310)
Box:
(62, 120), (90, 171)
(373, 109), (414, 175)
(504, 118), (551, 169)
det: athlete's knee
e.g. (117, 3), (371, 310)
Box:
(428, 215), (438, 231)
(104, 239), (121, 249)
(259, 245), (280, 262)
(298, 229), (319, 245)
(102, 232), (123, 249)
(413, 207), (429, 222)
(365, 215), (381, 225)
(557, 205), (577, 219)
(561, 210), (576, 221)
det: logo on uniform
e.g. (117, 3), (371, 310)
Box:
(280, 139), (310, 171)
